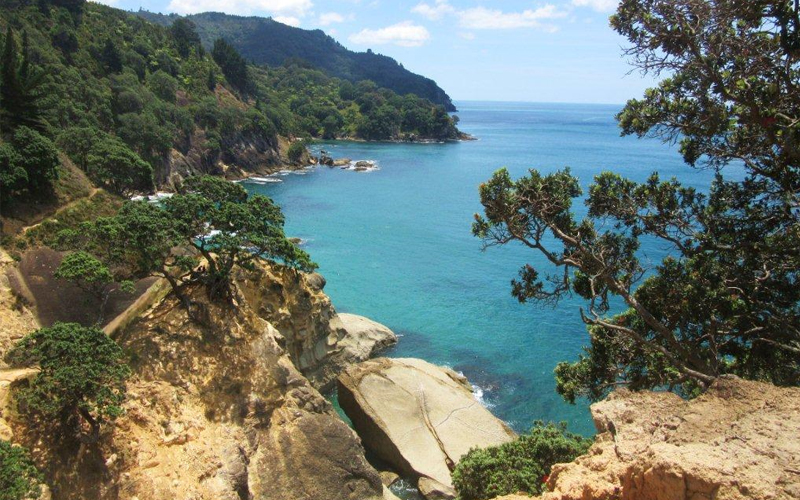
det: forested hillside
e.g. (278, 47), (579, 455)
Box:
(136, 10), (457, 111)
(0, 0), (461, 217)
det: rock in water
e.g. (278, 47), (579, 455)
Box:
(334, 313), (398, 364)
(337, 358), (516, 496)
(418, 477), (457, 500)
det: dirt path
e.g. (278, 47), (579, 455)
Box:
(21, 187), (101, 235)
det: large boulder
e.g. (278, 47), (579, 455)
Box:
(535, 376), (800, 500)
(338, 358), (516, 496)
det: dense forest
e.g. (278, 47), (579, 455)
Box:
(137, 10), (457, 112)
(0, 0), (461, 206)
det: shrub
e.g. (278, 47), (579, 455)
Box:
(287, 140), (307, 164)
(452, 422), (592, 500)
(5, 323), (131, 442)
(0, 440), (42, 500)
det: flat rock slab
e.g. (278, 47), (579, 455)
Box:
(338, 357), (516, 489)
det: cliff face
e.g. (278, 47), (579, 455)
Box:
(156, 88), (302, 191)
(2, 262), (393, 500)
(531, 376), (800, 500)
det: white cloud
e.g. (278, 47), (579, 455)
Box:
(411, 0), (455, 21)
(167, 0), (312, 17)
(274, 15), (301, 26)
(458, 32), (475, 40)
(349, 21), (431, 47)
(572, 0), (619, 12)
(318, 12), (346, 25)
(458, 5), (566, 30)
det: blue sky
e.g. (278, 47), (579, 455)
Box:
(97, 0), (659, 104)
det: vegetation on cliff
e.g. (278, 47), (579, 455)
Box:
(0, 439), (42, 500)
(5, 322), (131, 442)
(0, 0), (461, 216)
(136, 10), (457, 111)
(452, 422), (592, 500)
(474, 0), (800, 401)
(55, 175), (315, 317)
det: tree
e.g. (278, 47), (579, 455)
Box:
(11, 127), (60, 192)
(5, 323), (130, 443)
(211, 38), (250, 93)
(100, 39), (122, 74)
(452, 422), (592, 500)
(474, 0), (800, 403)
(165, 175), (317, 299)
(148, 70), (178, 103)
(170, 18), (201, 58)
(0, 440), (42, 500)
(54, 251), (134, 324)
(1, 28), (46, 131)
(86, 136), (153, 196)
(287, 140), (306, 163)
(69, 176), (316, 315)
(57, 126), (102, 170)
(0, 143), (26, 207)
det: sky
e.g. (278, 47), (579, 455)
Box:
(96, 0), (660, 104)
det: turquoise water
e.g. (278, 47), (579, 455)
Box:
(245, 101), (719, 436)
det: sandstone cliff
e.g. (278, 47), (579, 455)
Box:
(495, 376), (800, 500)
(1, 261), (395, 500)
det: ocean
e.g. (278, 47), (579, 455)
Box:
(243, 101), (720, 438)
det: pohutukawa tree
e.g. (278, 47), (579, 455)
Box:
(474, 0), (800, 403)
(5, 323), (130, 443)
(61, 176), (316, 316)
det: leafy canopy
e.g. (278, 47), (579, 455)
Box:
(4, 323), (130, 441)
(0, 440), (42, 500)
(452, 422), (592, 500)
(474, 0), (800, 402)
(64, 176), (316, 308)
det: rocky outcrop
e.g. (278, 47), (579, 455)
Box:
(338, 358), (516, 497)
(534, 376), (800, 500)
(237, 264), (396, 391)
(2, 262), (396, 500)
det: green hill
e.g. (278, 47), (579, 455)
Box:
(0, 0), (461, 221)
(135, 11), (457, 111)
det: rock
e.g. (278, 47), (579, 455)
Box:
(354, 160), (373, 171)
(236, 264), (396, 391)
(0, 260), (390, 500)
(383, 486), (402, 500)
(536, 376), (800, 500)
(379, 471), (400, 487)
(418, 477), (457, 500)
(335, 313), (397, 364)
(288, 237), (303, 245)
(333, 158), (351, 167)
(319, 153), (334, 166)
(306, 272), (326, 291)
(338, 358), (516, 489)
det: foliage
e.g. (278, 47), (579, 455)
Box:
(287, 140), (307, 164)
(64, 176), (316, 309)
(170, 18), (201, 58)
(211, 38), (250, 94)
(1, 27), (47, 131)
(4, 323), (130, 442)
(0, 440), (42, 500)
(136, 11), (456, 111)
(474, 0), (800, 402)
(0, 0), (461, 214)
(85, 135), (153, 196)
(452, 422), (592, 500)
(54, 250), (133, 323)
